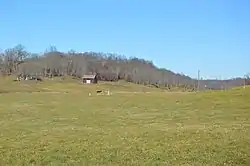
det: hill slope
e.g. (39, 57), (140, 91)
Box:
(0, 45), (248, 90)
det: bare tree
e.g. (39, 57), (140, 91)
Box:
(245, 73), (250, 86)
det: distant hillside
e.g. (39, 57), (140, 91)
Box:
(0, 45), (248, 90)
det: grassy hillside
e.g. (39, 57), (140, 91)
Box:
(0, 76), (163, 94)
(0, 78), (250, 165)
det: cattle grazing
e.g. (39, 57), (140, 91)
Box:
(96, 90), (102, 94)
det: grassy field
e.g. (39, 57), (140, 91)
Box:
(0, 77), (250, 165)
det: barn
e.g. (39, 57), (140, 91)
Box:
(82, 74), (98, 84)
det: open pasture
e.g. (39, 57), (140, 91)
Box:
(0, 77), (250, 165)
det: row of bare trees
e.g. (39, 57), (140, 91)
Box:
(0, 44), (249, 90)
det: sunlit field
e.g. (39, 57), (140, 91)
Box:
(0, 77), (250, 165)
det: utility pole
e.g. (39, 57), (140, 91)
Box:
(219, 76), (223, 91)
(197, 69), (200, 91)
(244, 75), (246, 89)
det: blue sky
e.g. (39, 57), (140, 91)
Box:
(0, 0), (249, 79)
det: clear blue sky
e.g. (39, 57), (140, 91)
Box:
(0, 0), (249, 79)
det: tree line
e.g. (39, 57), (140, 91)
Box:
(0, 44), (248, 90)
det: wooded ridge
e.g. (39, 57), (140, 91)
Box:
(0, 45), (249, 90)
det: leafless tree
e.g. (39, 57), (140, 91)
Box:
(245, 73), (250, 86)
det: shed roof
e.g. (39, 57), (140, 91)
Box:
(82, 74), (96, 79)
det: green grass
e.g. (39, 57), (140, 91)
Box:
(0, 77), (250, 165)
